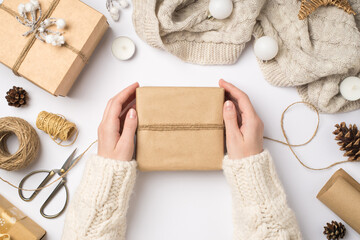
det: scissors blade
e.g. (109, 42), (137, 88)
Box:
(60, 149), (77, 171)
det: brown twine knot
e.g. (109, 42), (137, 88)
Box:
(0, 117), (40, 171)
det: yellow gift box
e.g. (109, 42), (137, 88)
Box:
(0, 195), (46, 240)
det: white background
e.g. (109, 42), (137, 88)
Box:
(1, 1), (360, 239)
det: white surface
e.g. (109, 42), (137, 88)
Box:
(1, 1), (360, 239)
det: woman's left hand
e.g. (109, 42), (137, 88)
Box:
(97, 82), (139, 161)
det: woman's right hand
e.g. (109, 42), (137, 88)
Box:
(97, 83), (139, 161)
(219, 79), (264, 160)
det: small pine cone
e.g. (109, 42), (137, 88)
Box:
(5, 86), (28, 108)
(333, 122), (360, 162)
(323, 221), (346, 240)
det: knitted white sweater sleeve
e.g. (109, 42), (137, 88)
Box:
(61, 155), (137, 240)
(223, 150), (302, 240)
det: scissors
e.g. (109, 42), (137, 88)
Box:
(18, 149), (80, 219)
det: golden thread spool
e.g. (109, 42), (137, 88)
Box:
(0, 117), (40, 171)
(36, 111), (78, 146)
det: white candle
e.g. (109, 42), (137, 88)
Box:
(111, 36), (136, 61)
(340, 76), (360, 101)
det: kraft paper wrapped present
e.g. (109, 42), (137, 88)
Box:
(0, 0), (108, 96)
(136, 87), (225, 171)
(317, 168), (360, 234)
(0, 194), (46, 240)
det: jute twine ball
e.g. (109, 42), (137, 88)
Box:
(0, 117), (40, 171)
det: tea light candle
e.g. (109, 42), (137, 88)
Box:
(340, 76), (360, 101)
(111, 36), (136, 61)
(254, 36), (279, 61)
(209, 0), (233, 20)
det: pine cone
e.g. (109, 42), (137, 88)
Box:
(323, 221), (346, 240)
(5, 86), (27, 107)
(333, 122), (360, 161)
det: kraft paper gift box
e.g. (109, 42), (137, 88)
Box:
(0, 0), (108, 96)
(317, 168), (360, 234)
(136, 87), (225, 171)
(0, 194), (46, 240)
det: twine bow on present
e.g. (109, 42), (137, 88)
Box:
(0, 0), (88, 76)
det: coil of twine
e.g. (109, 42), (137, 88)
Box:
(36, 111), (78, 146)
(0, 117), (40, 171)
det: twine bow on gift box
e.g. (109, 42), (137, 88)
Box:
(0, 0), (88, 76)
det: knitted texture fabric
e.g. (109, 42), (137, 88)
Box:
(297, 0), (360, 113)
(223, 150), (302, 240)
(132, 0), (265, 65)
(62, 151), (301, 239)
(253, 0), (360, 113)
(61, 155), (137, 240)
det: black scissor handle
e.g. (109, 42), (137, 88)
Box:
(18, 170), (55, 201)
(40, 179), (69, 219)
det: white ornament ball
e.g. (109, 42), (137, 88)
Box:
(25, 2), (34, 12)
(45, 35), (54, 44)
(30, 0), (39, 9)
(18, 4), (25, 14)
(209, 0), (233, 20)
(254, 36), (279, 61)
(38, 27), (45, 33)
(56, 19), (66, 29)
(119, 0), (129, 9)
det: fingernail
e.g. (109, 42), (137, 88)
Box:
(225, 101), (233, 111)
(129, 109), (136, 119)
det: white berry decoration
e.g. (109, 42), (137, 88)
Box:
(30, 0), (40, 9)
(209, 0), (233, 20)
(25, 2), (35, 12)
(109, 6), (120, 21)
(56, 19), (66, 29)
(16, 1), (67, 46)
(106, 0), (130, 22)
(254, 36), (279, 61)
(119, 0), (129, 9)
(18, 4), (25, 14)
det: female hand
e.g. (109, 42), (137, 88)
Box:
(97, 83), (139, 161)
(219, 79), (264, 159)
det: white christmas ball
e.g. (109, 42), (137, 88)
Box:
(56, 19), (66, 29)
(254, 36), (279, 61)
(45, 35), (54, 44)
(119, 0), (129, 9)
(25, 2), (34, 12)
(30, 0), (39, 9)
(38, 27), (45, 33)
(209, 0), (233, 20)
(18, 4), (25, 14)
(43, 19), (51, 26)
